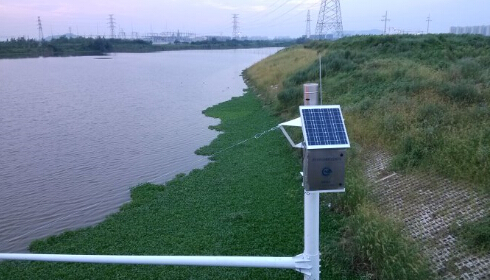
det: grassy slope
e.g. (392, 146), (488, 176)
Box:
(245, 46), (319, 107)
(244, 34), (490, 279)
(249, 34), (490, 190)
(0, 92), (359, 279)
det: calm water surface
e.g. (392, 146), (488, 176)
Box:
(0, 48), (280, 252)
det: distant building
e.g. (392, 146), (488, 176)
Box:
(247, 36), (269, 41)
(143, 31), (197, 44)
(450, 25), (490, 36)
(309, 34), (334, 40)
(483, 26), (490, 36)
(274, 36), (292, 41)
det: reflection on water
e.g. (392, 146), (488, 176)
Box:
(0, 48), (280, 252)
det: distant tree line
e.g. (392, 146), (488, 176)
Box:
(0, 36), (293, 59)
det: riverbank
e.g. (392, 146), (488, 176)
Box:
(0, 37), (293, 59)
(0, 90), (363, 279)
(245, 34), (489, 278)
(2, 34), (487, 279)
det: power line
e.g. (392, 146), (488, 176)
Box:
(242, 1), (317, 31)
(240, 0), (287, 22)
(253, 0), (293, 20)
(269, 0), (309, 23)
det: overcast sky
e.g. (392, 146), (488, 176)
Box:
(1, 0), (489, 39)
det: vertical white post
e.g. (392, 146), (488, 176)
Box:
(319, 54), (323, 105)
(304, 191), (320, 280)
(302, 85), (320, 279)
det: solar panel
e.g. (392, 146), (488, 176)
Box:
(300, 105), (350, 150)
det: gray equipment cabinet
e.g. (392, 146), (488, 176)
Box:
(300, 105), (350, 193)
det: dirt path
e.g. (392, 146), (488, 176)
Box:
(365, 151), (490, 280)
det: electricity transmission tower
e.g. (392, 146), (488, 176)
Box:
(118, 28), (126, 39)
(37, 16), (44, 42)
(381, 11), (390, 35)
(306, 10), (311, 38)
(315, 0), (343, 39)
(232, 14), (239, 39)
(108, 14), (116, 39)
(426, 14), (432, 34)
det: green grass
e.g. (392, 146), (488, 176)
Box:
(0, 91), (363, 279)
(245, 46), (318, 110)
(247, 34), (490, 191)
(452, 216), (490, 254)
(242, 35), (490, 279)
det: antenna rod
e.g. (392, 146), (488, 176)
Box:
(319, 54), (323, 105)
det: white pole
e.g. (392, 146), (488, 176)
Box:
(302, 93), (320, 279)
(0, 254), (297, 269)
(303, 191), (320, 280)
(319, 54), (323, 105)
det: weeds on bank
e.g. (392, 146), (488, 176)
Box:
(327, 146), (434, 280)
(452, 215), (490, 254)
(241, 34), (490, 279)
(247, 34), (490, 191)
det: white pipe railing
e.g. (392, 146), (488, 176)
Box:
(303, 191), (320, 279)
(0, 254), (303, 269)
(0, 97), (332, 280)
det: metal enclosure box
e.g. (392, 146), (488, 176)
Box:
(303, 149), (346, 192)
(303, 83), (319, 106)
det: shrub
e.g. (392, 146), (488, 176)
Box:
(441, 82), (482, 103)
(453, 215), (490, 254)
(277, 85), (302, 109)
(342, 204), (434, 279)
(458, 58), (482, 80)
(416, 103), (446, 128)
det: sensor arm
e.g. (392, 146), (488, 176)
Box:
(278, 117), (303, 149)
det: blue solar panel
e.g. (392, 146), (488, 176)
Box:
(300, 105), (350, 149)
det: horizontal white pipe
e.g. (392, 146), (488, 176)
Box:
(0, 254), (297, 269)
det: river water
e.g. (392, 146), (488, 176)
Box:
(0, 48), (280, 252)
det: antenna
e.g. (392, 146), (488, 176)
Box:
(319, 55), (322, 105)
(315, 0), (343, 39)
(108, 14), (116, 39)
(306, 10), (311, 39)
(426, 14), (432, 34)
(37, 16), (44, 42)
(232, 14), (239, 39)
(381, 11), (390, 35)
